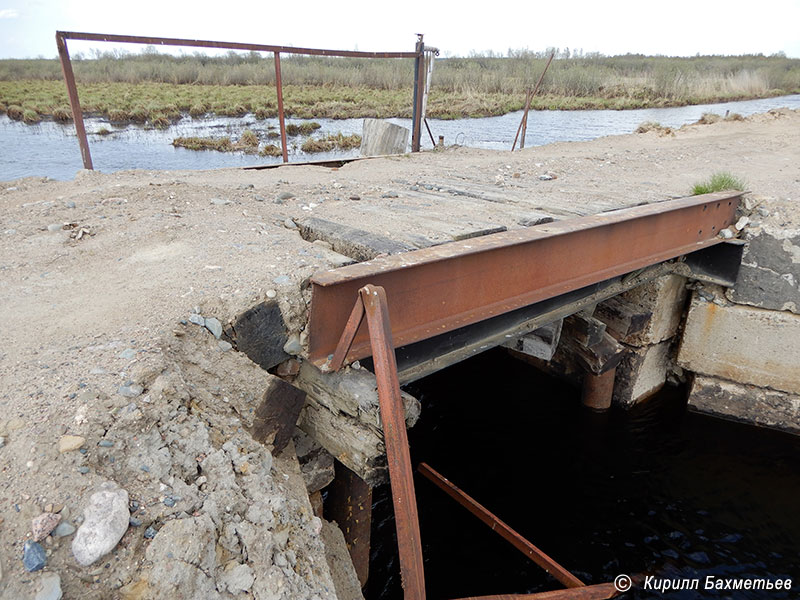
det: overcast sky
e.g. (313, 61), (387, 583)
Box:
(1, 0), (799, 59)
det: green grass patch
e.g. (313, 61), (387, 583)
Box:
(239, 129), (259, 147)
(692, 172), (747, 195)
(22, 108), (40, 123)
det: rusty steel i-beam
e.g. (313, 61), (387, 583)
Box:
(308, 192), (741, 366)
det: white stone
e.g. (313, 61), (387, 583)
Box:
(72, 482), (130, 566)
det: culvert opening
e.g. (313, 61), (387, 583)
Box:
(365, 348), (800, 599)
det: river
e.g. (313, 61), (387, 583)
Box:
(1, 94), (799, 182)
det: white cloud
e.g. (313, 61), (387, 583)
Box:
(0, 9), (20, 18)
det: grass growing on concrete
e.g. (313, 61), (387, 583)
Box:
(692, 172), (747, 195)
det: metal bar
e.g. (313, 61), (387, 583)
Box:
(325, 460), (373, 588)
(513, 53), (554, 152)
(56, 31), (418, 58)
(511, 89), (531, 152)
(308, 192), (741, 366)
(451, 582), (621, 600)
(424, 118), (436, 147)
(330, 294), (366, 371)
(274, 52), (289, 163)
(411, 36), (424, 153)
(418, 463), (584, 589)
(361, 285), (426, 600)
(55, 33), (93, 170)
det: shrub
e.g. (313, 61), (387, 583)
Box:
(692, 172), (747, 195)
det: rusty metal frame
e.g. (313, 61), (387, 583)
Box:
(330, 285), (625, 600)
(55, 30), (423, 170)
(309, 191), (741, 366)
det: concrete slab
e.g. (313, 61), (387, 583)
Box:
(617, 274), (688, 346)
(688, 375), (800, 434)
(678, 295), (800, 395)
(613, 340), (673, 407)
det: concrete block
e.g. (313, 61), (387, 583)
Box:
(678, 295), (800, 395)
(617, 274), (688, 346)
(360, 119), (409, 156)
(688, 375), (800, 434)
(726, 230), (800, 314)
(613, 340), (673, 407)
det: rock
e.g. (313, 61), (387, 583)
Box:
(98, 440), (114, 447)
(266, 289), (277, 299)
(23, 540), (47, 572)
(47, 223), (62, 232)
(283, 334), (302, 356)
(32, 512), (62, 541)
(72, 482), (130, 566)
(35, 572), (62, 600)
(189, 313), (205, 326)
(66, 201), (76, 209)
(0, 436), (4, 448)
(284, 218), (298, 230)
(129, 517), (142, 527)
(77, 466), (90, 474)
(204, 317), (222, 339)
(58, 435), (85, 453)
(218, 341), (232, 352)
(118, 348), (136, 360)
(219, 562), (255, 594)
(349, 195), (361, 201)
(144, 526), (157, 539)
(210, 198), (231, 205)
(254, 194), (267, 202)
(278, 191), (295, 200)
(538, 174), (555, 181)
(272, 275), (291, 285)
(735, 216), (749, 231)
(118, 383), (143, 398)
(719, 227), (735, 239)
(53, 521), (76, 537)
(380, 192), (399, 198)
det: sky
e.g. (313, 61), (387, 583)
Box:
(1, 0), (799, 59)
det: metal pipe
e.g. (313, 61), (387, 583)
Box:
(361, 285), (426, 599)
(581, 368), (616, 411)
(274, 52), (289, 163)
(55, 33), (93, 170)
(411, 36), (424, 152)
(418, 463), (584, 589)
(56, 31), (417, 59)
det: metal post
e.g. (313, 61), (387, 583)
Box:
(411, 35), (424, 152)
(360, 285), (426, 600)
(55, 33), (93, 170)
(581, 367), (616, 412)
(274, 51), (288, 163)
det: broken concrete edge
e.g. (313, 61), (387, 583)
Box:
(688, 374), (800, 435)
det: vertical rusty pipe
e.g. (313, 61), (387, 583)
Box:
(411, 37), (424, 152)
(581, 367), (616, 412)
(274, 51), (288, 163)
(55, 33), (93, 170)
(360, 285), (426, 600)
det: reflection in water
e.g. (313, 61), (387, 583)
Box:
(2, 94), (799, 181)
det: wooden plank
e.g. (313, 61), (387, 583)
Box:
(251, 379), (307, 453)
(296, 216), (415, 260)
(594, 296), (652, 339)
(563, 313), (607, 348)
(561, 331), (627, 375)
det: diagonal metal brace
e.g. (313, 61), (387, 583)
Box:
(331, 284), (426, 600)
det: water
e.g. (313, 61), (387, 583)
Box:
(2, 94), (799, 182)
(366, 349), (800, 599)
